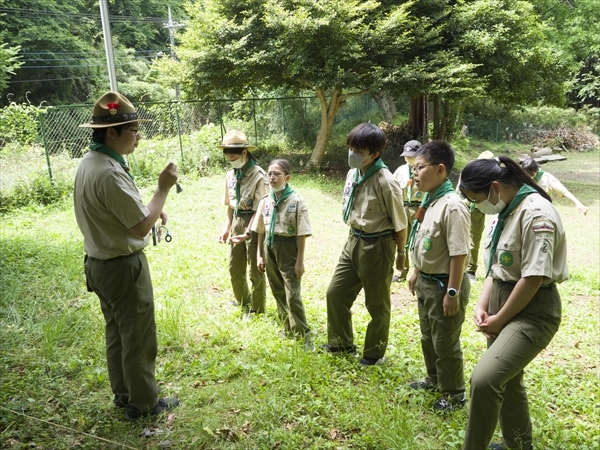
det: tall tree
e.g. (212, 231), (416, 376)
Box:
(176, 0), (421, 166)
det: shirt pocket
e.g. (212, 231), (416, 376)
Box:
(495, 235), (522, 280)
(418, 223), (443, 252)
(280, 208), (298, 235)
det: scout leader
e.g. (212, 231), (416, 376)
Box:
(406, 140), (471, 412)
(217, 130), (268, 316)
(323, 122), (408, 366)
(74, 91), (179, 420)
(392, 139), (424, 282)
(252, 159), (313, 350)
(459, 156), (566, 450)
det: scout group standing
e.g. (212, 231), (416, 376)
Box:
(75, 96), (568, 450)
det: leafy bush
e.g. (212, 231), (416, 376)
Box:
(0, 101), (46, 147)
(0, 175), (71, 213)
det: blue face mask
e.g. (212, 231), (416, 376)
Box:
(348, 150), (368, 169)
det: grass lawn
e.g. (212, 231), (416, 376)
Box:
(0, 147), (598, 449)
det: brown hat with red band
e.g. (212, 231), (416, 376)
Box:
(79, 91), (150, 128)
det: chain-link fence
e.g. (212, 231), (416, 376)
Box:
(0, 95), (380, 197)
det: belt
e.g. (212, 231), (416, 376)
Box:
(404, 202), (421, 207)
(495, 280), (556, 290)
(420, 272), (449, 289)
(235, 209), (255, 217)
(350, 228), (393, 239)
(87, 249), (143, 262)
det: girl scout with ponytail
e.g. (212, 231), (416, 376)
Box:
(252, 159), (312, 346)
(407, 140), (471, 413)
(323, 123), (407, 367)
(459, 156), (566, 450)
(217, 130), (268, 315)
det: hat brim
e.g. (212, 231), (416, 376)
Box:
(217, 144), (257, 151)
(401, 150), (417, 157)
(79, 119), (151, 129)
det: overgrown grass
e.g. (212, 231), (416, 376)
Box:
(0, 146), (598, 449)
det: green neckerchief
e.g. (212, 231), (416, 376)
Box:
(534, 168), (545, 182)
(407, 165), (414, 200)
(89, 141), (133, 180)
(234, 158), (257, 216)
(406, 178), (456, 251)
(486, 184), (538, 277)
(267, 184), (295, 249)
(343, 158), (388, 223)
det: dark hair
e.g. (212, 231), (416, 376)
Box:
(414, 140), (455, 174)
(269, 159), (291, 175)
(520, 157), (539, 176)
(346, 123), (387, 157)
(459, 156), (551, 202)
(91, 123), (130, 145)
(223, 147), (256, 161)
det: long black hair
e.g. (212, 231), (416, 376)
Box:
(459, 156), (551, 202)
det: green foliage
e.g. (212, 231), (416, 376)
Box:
(0, 42), (23, 91)
(0, 174), (71, 213)
(0, 100), (45, 146)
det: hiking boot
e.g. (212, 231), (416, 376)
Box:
(433, 396), (466, 413)
(409, 380), (437, 392)
(113, 395), (129, 408)
(319, 344), (357, 354)
(359, 356), (385, 366)
(125, 397), (180, 421)
(467, 272), (477, 282)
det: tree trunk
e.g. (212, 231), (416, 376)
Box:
(432, 94), (441, 140)
(309, 88), (342, 167)
(372, 91), (397, 122)
(408, 94), (428, 141)
(440, 98), (451, 140)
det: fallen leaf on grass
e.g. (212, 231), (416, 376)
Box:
(158, 441), (172, 448)
(166, 413), (176, 427)
(329, 428), (339, 440)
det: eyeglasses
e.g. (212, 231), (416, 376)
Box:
(411, 163), (439, 173)
(268, 171), (284, 178)
(126, 128), (142, 138)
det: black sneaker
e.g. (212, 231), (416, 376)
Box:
(113, 395), (129, 408)
(359, 356), (385, 366)
(409, 380), (437, 392)
(319, 344), (357, 354)
(433, 396), (466, 412)
(489, 444), (532, 450)
(125, 397), (180, 421)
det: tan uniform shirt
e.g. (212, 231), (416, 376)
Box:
(411, 194), (471, 274)
(224, 164), (268, 212)
(342, 167), (407, 233)
(393, 163), (425, 204)
(483, 193), (568, 284)
(252, 191), (312, 237)
(537, 171), (570, 198)
(74, 151), (149, 260)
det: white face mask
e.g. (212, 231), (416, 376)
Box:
(476, 186), (506, 215)
(230, 157), (245, 169)
(348, 150), (368, 169)
(270, 183), (286, 193)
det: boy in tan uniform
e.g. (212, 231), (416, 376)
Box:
(323, 123), (408, 366)
(392, 140), (424, 282)
(407, 140), (471, 412)
(217, 130), (269, 314)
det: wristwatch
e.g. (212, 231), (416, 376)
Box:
(447, 287), (460, 298)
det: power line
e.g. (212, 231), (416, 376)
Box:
(8, 76), (101, 84)
(18, 50), (168, 55)
(0, 7), (178, 23)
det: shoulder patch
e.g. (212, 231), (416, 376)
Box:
(532, 219), (555, 233)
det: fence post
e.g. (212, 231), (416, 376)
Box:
(217, 100), (225, 139)
(174, 102), (184, 165)
(496, 121), (499, 143)
(39, 112), (53, 180)
(253, 99), (258, 145)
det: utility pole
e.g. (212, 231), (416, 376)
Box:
(99, 0), (118, 92)
(164, 6), (184, 98)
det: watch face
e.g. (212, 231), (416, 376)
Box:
(448, 288), (458, 298)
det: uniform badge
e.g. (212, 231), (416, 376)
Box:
(287, 203), (297, 213)
(106, 102), (119, 116)
(264, 204), (270, 217)
(415, 191), (423, 199)
(247, 199), (253, 207)
(532, 220), (555, 233)
(423, 237), (432, 251)
(500, 251), (513, 267)
(287, 225), (295, 235)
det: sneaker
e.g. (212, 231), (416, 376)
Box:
(359, 356), (385, 366)
(433, 396), (466, 412)
(467, 272), (476, 282)
(409, 380), (437, 392)
(125, 397), (180, 421)
(113, 395), (129, 408)
(319, 344), (357, 354)
(303, 337), (316, 352)
(392, 275), (401, 283)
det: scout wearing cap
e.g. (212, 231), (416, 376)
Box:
(392, 140), (424, 282)
(74, 91), (179, 420)
(217, 130), (268, 315)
